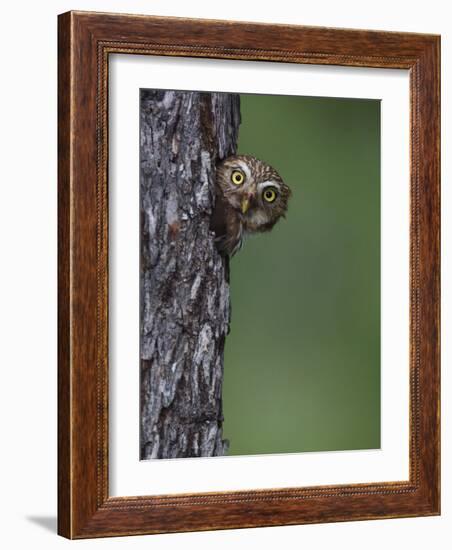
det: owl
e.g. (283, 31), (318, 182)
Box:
(211, 154), (291, 256)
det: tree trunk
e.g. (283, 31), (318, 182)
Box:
(140, 90), (241, 459)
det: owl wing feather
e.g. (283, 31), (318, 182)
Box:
(211, 192), (243, 257)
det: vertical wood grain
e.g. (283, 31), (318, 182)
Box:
(57, 11), (72, 539)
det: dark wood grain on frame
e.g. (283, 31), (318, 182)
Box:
(58, 10), (440, 539)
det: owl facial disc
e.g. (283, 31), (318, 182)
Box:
(213, 154), (292, 257)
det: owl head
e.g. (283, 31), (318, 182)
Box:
(216, 154), (291, 234)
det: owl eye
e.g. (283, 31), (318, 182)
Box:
(263, 188), (277, 203)
(231, 170), (245, 186)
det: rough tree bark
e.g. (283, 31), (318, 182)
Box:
(140, 90), (241, 459)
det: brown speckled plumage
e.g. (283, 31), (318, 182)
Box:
(211, 154), (291, 256)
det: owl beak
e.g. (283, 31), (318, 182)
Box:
(241, 196), (250, 214)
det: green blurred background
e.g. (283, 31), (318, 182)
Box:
(222, 93), (381, 456)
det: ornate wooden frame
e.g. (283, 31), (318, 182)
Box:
(58, 10), (440, 539)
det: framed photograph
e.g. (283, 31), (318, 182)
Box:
(58, 11), (440, 538)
